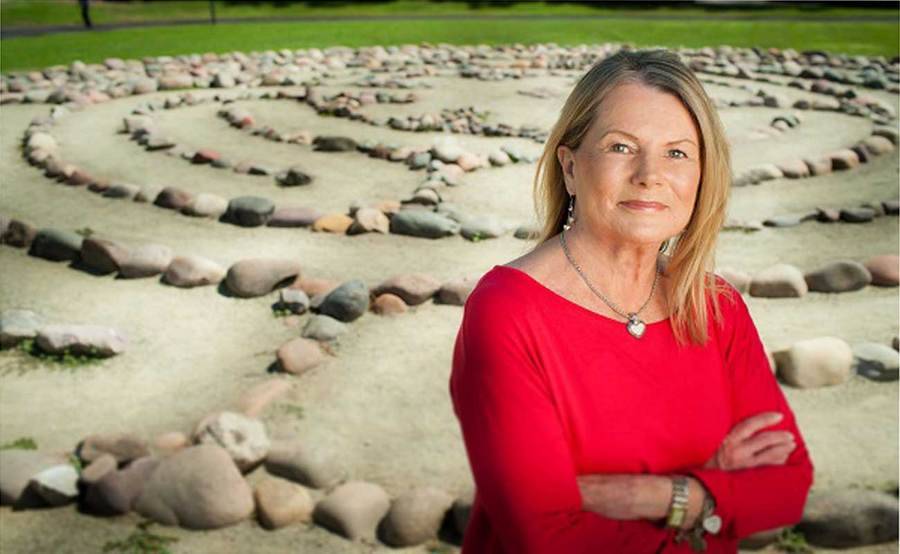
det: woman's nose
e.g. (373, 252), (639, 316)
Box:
(631, 151), (665, 188)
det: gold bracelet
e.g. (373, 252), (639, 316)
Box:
(665, 476), (689, 529)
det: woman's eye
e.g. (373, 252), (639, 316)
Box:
(669, 149), (687, 159)
(611, 143), (630, 153)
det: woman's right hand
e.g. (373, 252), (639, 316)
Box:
(704, 411), (797, 471)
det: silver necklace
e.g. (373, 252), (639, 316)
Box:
(559, 230), (660, 339)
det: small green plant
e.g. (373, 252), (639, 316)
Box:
(0, 437), (38, 450)
(469, 232), (484, 243)
(424, 541), (453, 554)
(102, 521), (179, 554)
(17, 338), (102, 367)
(280, 404), (305, 419)
(75, 226), (95, 238)
(68, 453), (83, 475)
(774, 527), (812, 553)
(272, 307), (292, 318)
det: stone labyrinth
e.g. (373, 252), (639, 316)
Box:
(0, 44), (898, 552)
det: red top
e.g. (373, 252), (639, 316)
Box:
(449, 265), (814, 554)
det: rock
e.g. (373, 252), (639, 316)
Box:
(236, 378), (291, 418)
(456, 152), (484, 172)
(28, 464), (79, 506)
(276, 337), (327, 375)
(163, 255), (226, 288)
(84, 456), (159, 515)
(853, 342), (899, 382)
(405, 188), (441, 206)
(372, 293), (408, 315)
(182, 193), (228, 218)
(134, 445), (254, 529)
(1, 219), (37, 247)
(763, 214), (805, 228)
(803, 157), (832, 176)
(797, 489), (898, 548)
(312, 136), (357, 152)
(255, 477), (314, 529)
(864, 255), (899, 286)
(815, 207), (841, 223)
(488, 150), (511, 166)
(882, 199), (899, 215)
(313, 481), (391, 542)
(275, 167), (313, 187)
(776, 159), (811, 179)
(0, 450), (67, 506)
(804, 260), (872, 292)
(347, 207), (390, 235)
(431, 137), (464, 163)
(774, 337), (853, 388)
(192, 412), (270, 473)
(715, 268), (751, 294)
(79, 454), (117, 487)
(302, 315), (347, 342)
(79, 433), (149, 465)
(153, 432), (189, 456)
(373, 274), (441, 305)
(318, 280), (370, 322)
(80, 238), (129, 274)
(154, 187), (194, 211)
(135, 184), (163, 203)
(226, 196), (275, 227)
(436, 276), (478, 305)
(292, 277), (339, 298)
(28, 228), (82, 262)
(268, 207), (323, 227)
(828, 149), (861, 170)
(265, 439), (344, 490)
(859, 135), (895, 157)
(225, 258), (302, 298)
(192, 149), (221, 164)
(514, 224), (540, 240)
(118, 244), (174, 278)
(212, 72), (235, 88)
(36, 324), (127, 357)
(734, 164), (783, 186)
(390, 210), (460, 239)
(452, 489), (474, 537)
(379, 487), (454, 546)
(749, 264), (808, 298)
(461, 214), (506, 240)
(312, 213), (353, 234)
(0, 309), (44, 348)
(840, 207), (876, 223)
(277, 288), (310, 314)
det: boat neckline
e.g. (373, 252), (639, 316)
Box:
(491, 264), (672, 328)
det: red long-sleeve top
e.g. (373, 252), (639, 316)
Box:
(449, 265), (814, 553)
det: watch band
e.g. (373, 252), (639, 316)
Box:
(665, 476), (689, 529)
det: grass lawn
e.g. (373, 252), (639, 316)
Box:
(0, 3), (897, 72)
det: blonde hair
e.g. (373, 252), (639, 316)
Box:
(533, 48), (732, 346)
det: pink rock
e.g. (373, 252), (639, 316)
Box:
(864, 255), (899, 286)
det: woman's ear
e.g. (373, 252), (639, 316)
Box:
(556, 145), (576, 195)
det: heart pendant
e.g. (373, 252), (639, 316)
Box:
(626, 316), (646, 339)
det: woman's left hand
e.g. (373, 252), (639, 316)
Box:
(577, 474), (669, 520)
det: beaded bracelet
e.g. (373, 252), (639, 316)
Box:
(674, 492), (722, 552)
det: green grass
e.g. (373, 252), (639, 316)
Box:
(102, 521), (179, 554)
(0, 436), (38, 450)
(2, 1), (897, 28)
(1, 17), (897, 73)
(17, 337), (105, 367)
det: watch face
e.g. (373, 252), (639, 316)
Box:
(703, 514), (723, 534)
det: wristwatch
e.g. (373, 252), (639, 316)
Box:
(665, 476), (689, 529)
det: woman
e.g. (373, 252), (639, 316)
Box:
(449, 49), (814, 553)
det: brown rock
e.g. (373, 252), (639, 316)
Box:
(373, 273), (441, 305)
(80, 238), (130, 275)
(311, 213), (353, 234)
(254, 477), (314, 529)
(153, 187), (194, 211)
(79, 433), (149, 465)
(372, 293), (408, 316)
(864, 255), (899, 286)
(276, 338), (326, 375)
(1, 219), (37, 248)
(236, 379), (291, 418)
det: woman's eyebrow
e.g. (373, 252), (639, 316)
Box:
(600, 129), (697, 147)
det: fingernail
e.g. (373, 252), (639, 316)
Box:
(772, 413), (784, 421)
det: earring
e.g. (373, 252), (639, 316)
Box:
(563, 195), (575, 231)
(659, 238), (671, 253)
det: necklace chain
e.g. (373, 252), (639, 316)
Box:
(559, 230), (660, 322)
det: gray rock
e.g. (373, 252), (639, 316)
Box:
(313, 481), (391, 542)
(268, 206), (323, 227)
(461, 214), (506, 240)
(373, 274), (441, 306)
(749, 264), (808, 298)
(763, 214), (805, 228)
(182, 193), (228, 218)
(118, 244), (173, 278)
(318, 280), (370, 322)
(853, 342), (899, 382)
(431, 137), (464, 163)
(84, 456), (159, 515)
(278, 288), (310, 314)
(163, 255), (226, 288)
(79, 433), (149, 465)
(312, 136), (357, 152)
(436, 276), (478, 306)
(774, 337), (853, 388)
(804, 260), (872, 293)
(226, 196), (275, 227)
(302, 315), (347, 342)
(0, 450), (67, 506)
(134, 445), (254, 529)
(80, 238), (130, 274)
(35, 324), (127, 357)
(28, 464), (79, 506)
(840, 208), (876, 223)
(380, 487), (454, 546)
(797, 489), (898, 548)
(715, 268), (752, 294)
(265, 439), (344, 489)
(0, 309), (44, 349)
(225, 258), (302, 298)
(275, 167), (313, 187)
(390, 210), (460, 239)
(28, 228), (83, 262)
(514, 224), (540, 240)
(103, 183), (141, 200)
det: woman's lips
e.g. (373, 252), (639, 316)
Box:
(620, 200), (668, 211)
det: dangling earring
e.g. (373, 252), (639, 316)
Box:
(659, 238), (671, 253)
(563, 195), (576, 231)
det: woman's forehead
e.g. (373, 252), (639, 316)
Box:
(590, 83), (700, 141)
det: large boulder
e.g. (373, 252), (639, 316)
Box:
(134, 445), (254, 529)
